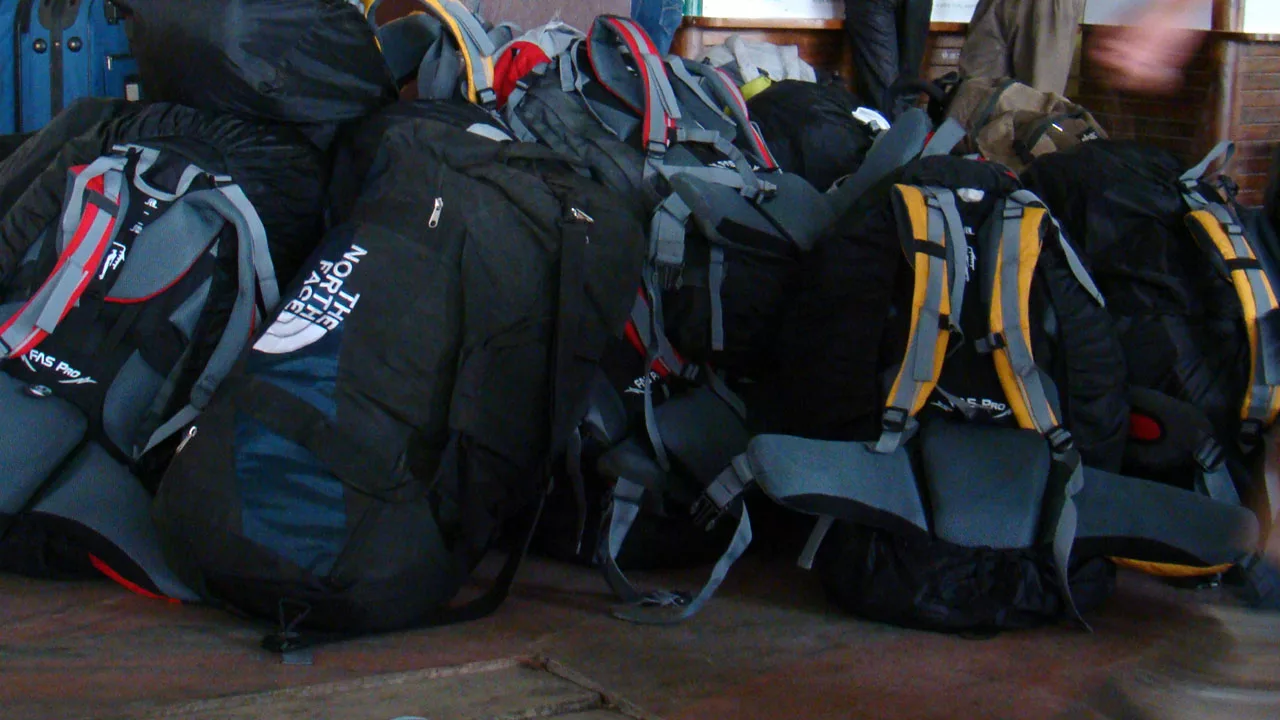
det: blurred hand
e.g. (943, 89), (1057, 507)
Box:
(1088, 7), (1208, 94)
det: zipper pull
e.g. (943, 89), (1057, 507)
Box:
(569, 207), (595, 224)
(175, 425), (198, 455)
(428, 198), (444, 229)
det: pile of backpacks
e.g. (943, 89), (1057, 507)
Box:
(1, 0), (1277, 658)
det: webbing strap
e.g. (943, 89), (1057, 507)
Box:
(1186, 203), (1280, 431)
(606, 469), (753, 625)
(1047, 446), (1091, 630)
(876, 185), (952, 453)
(1180, 141), (1236, 206)
(650, 192), (692, 290)
(1009, 190), (1105, 306)
(0, 156), (127, 358)
(639, 279), (673, 471)
(989, 199), (1059, 434)
(629, 293), (686, 377)
(923, 186), (968, 333)
(709, 246), (727, 352)
(921, 118), (967, 158)
(120, 145), (212, 202)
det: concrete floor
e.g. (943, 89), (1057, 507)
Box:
(0, 550), (1231, 720)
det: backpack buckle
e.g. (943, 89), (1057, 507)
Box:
(881, 407), (911, 434)
(1240, 419), (1265, 453)
(1045, 426), (1075, 455)
(691, 455), (754, 531)
(1194, 437), (1226, 472)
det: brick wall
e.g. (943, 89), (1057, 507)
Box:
(1228, 41), (1280, 206)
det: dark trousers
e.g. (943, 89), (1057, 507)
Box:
(846, 0), (934, 118)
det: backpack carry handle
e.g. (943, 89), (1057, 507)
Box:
(364, 0), (498, 106)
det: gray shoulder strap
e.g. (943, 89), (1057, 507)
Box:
(1181, 141), (1236, 200)
(1, 154), (129, 358)
(139, 182), (277, 456)
(827, 108), (932, 213)
(921, 118), (968, 158)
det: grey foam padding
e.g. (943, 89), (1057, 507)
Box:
(377, 14), (445, 83)
(30, 443), (200, 602)
(102, 352), (165, 456)
(1076, 467), (1259, 567)
(747, 434), (929, 536)
(655, 386), (750, 484)
(670, 173), (783, 242)
(107, 200), (221, 301)
(920, 421), (1050, 550)
(754, 172), (836, 252)
(0, 373), (87, 513)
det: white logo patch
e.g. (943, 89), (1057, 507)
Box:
(254, 244), (367, 355)
(23, 349), (97, 385)
(99, 241), (127, 280)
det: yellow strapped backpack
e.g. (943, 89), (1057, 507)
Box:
(362, 0), (503, 105)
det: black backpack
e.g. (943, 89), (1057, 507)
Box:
(505, 16), (834, 382)
(620, 152), (1258, 633)
(151, 103), (646, 650)
(1022, 140), (1280, 530)
(746, 79), (885, 192)
(0, 133), (283, 597)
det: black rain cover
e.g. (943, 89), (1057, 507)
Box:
(0, 103), (328, 289)
(747, 80), (879, 192)
(1021, 141), (1250, 443)
(115, 0), (397, 129)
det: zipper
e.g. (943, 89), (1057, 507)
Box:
(174, 425), (198, 455)
(569, 207), (595, 224)
(428, 197), (444, 228)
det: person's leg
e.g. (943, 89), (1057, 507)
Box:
(958, 0), (1013, 81)
(847, 0), (903, 114)
(1011, 0), (1087, 94)
(630, 0), (684, 56)
(895, 0), (935, 116)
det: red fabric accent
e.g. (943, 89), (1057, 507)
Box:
(1129, 413), (1164, 442)
(90, 554), (182, 604)
(494, 42), (550, 107)
(0, 174), (116, 357)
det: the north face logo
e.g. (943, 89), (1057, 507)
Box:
(253, 244), (367, 355)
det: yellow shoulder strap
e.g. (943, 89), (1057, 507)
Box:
(875, 185), (952, 453)
(1186, 205), (1280, 434)
(365, 0), (497, 105)
(987, 199), (1059, 434)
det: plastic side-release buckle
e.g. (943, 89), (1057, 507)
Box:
(1240, 419), (1265, 453)
(1194, 436), (1226, 472)
(691, 455), (755, 531)
(881, 406), (911, 434)
(1045, 426), (1075, 456)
